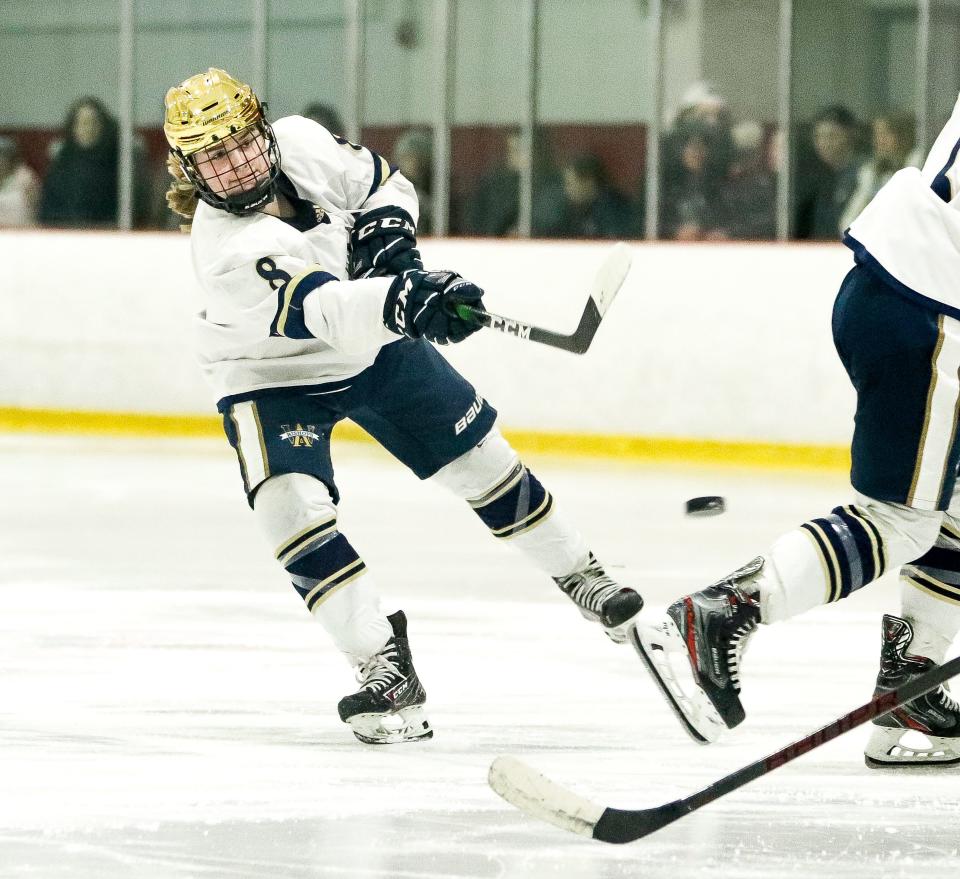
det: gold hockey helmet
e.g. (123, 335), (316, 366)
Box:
(163, 68), (262, 156)
(163, 68), (281, 215)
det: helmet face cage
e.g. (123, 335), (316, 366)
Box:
(177, 118), (281, 216)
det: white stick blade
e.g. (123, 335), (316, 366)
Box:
(590, 242), (633, 318)
(488, 755), (604, 838)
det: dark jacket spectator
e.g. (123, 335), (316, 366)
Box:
(793, 105), (864, 240)
(553, 154), (634, 239)
(393, 128), (434, 234)
(39, 97), (119, 228)
(301, 103), (345, 136)
(660, 119), (732, 240)
(722, 120), (776, 240)
(462, 130), (565, 237)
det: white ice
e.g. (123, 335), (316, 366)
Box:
(0, 433), (957, 879)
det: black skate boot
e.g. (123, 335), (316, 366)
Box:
(554, 552), (643, 643)
(632, 557), (763, 743)
(337, 610), (433, 745)
(864, 614), (960, 768)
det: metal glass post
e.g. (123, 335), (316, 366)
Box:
(251, 0), (268, 97)
(775, 0), (793, 241)
(432, 0), (454, 236)
(916, 0), (931, 152)
(644, 0), (663, 241)
(344, 0), (364, 143)
(118, 0), (135, 230)
(518, 0), (539, 238)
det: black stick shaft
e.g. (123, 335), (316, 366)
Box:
(698, 652), (960, 804)
(595, 652), (960, 843)
(454, 301), (601, 354)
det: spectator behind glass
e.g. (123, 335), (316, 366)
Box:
(38, 97), (119, 228)
(671, 80), (733, 134)
(839, 110), (922, 231)
(301, 102), (345, 136)
(722, 120), (776, 240)
(393, 128), (433, 234)
(0, 136), (39, 227)
(660, 121), (732, 240)
(659, 81), (734, 240)
(553, 153), (634, 239)
(462, 129), (565, 237)
(793, 105), (864, 240)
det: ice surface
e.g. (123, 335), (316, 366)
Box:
(0, 433), (957, 878)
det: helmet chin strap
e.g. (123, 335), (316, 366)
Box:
(201, 178), (277, 216)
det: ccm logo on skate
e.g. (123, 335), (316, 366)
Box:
(388, 680), (410, 701)
(455, 394), (484, 435)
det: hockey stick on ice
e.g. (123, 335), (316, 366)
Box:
(489, 651), (960, 844)
(451, 242), (632, 354)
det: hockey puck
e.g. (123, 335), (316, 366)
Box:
(685, 496), (726, 517)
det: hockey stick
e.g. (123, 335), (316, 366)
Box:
(489, 651), (960, 844)
(451, 242), (632, 354)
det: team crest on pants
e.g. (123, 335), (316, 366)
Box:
(279, 423), (320, 447)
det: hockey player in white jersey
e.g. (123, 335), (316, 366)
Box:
(162, 68), (642, 744)
(635, 95), (960, 767)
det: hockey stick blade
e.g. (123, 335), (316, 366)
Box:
(489, 651), (960, 844)
(454, 242), (632, 354)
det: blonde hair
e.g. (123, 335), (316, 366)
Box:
(165, 153), (198, 221)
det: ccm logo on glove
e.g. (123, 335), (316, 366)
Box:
(349, 205), (423, 279)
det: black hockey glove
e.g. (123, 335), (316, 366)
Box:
(383, 270), (484, 345)
(349, 205), (424, 279)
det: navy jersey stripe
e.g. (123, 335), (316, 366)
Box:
(365, 149), (384, 201)
(931, 135), (960, 202)
(843, 233), (960, 323)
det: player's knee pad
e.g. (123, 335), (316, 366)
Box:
(467, 460), (555, 539)
(430, 427), (519, 498)
(798, 495), (939, 603)
(901, 514), (960, 610)
(253, 473), (366, 611)
(852, 492), (942, 571)
(431, 429), (554, 539)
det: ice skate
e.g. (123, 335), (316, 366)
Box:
(553, 552), (643, 643)
(337, 610), (433, 745)
(864, 615), (960, 768)
(632, 557), (763, 744)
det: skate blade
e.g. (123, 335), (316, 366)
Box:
(348, 705), (433, 745)
(864, 726), (960, 769)
(630, 618), (726, 745)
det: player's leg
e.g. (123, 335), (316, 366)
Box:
(429, 427), (642, 642)
(223, 395), (430, 744)
(635, 265), (956, 742)
(348, 339), (641, 643)
(863, 507), (960, 767)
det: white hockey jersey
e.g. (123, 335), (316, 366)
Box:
(188, 115), (420, 407)
(845, 93), (960, 319)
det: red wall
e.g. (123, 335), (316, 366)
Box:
(3, 123), (647, 197)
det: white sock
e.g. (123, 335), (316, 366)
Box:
(508, 507), (591, 578)
(899, 579), (960, 664)
(756, 528), (828, 623)
(756, 494), (941, 624)
(310, 575), (392, 665)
